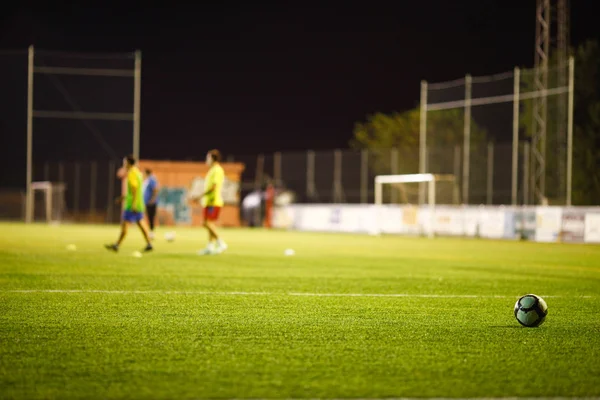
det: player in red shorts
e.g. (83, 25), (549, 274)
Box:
(193, 149), (227, 255)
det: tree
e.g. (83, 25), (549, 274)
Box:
(350, 108), (488, 177)
(572, 40), (600, 205)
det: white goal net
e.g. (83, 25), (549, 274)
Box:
(374, 173), (458, 237)
(31, 181), (67, 223)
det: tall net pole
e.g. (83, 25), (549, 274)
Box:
(418, 80), (428, 205)
(566, 56), (575, 206)
(133, 50), (142, 160)
(25, 46), (34, 223)
(462, 75), (472, 205)
(511, 67), (521, 206)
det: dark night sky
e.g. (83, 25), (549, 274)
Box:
(1, 1), (599, 188)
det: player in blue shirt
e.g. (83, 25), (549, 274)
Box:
(143, 169), (159, 240)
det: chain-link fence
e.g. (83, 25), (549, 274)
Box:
(0, 48), (576, 222)
(421, 60), (573, 206)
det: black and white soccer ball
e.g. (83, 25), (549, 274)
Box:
(514, 294), (548, 327)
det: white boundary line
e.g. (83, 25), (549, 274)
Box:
(0, 290), (594, 298)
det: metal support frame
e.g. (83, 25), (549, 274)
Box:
(25, 45), (140, 223)
(532, 0), (550, 205)
(556, 0), (570, 200)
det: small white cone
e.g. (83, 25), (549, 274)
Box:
(132, 251), (143, 258)
(284, 248), (295, 256)
(66, 244), (77, 251)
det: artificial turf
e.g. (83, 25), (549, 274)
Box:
(0, 223), (599, 399)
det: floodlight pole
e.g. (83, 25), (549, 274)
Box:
(25, 45), (35, 223)
(511, 67), (520, 206)
(133, 50), (142, 161)
(419, 80), (428, 205)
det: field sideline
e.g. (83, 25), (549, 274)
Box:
(0, 222), (599, 399)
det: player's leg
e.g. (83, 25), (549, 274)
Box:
(146, 204), (156, 240)
(207, 207), (226, 253)
(198, 207), (226, 255)
(198, 216), (217, 255)
(136, 216), (153, 252)
(105, 215), (129, 252)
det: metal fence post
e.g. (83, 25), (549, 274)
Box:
(360, 149), (368, 203)
(487, 142), (494, 205)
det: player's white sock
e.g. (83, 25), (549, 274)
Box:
(217, 239), (227, 250)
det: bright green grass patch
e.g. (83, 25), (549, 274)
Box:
(0, 222), (599, 399)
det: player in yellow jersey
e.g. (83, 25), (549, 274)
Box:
(105, 155), (153, 253)
(194, 149), (227, 255)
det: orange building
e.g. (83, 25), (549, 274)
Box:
(133, 160), (245, 227)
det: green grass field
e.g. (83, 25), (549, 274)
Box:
(1, 222), (599, 399)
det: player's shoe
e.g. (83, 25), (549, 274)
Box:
(198, 243), (216, 256)
(149, 232), (155, 241)
(197, 247), (214, 256)
(104, 244), (118, 252)
(143, 244), (153, 253)
(215, 240), (228, 254)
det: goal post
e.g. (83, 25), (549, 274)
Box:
(31, 181), (67, 223)
(374, 173), (458, 237)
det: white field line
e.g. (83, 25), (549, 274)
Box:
(0, 290), (593, 298)
(223, 398), (600, 400)
(224, 398), (600, 400)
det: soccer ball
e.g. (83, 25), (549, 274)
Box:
(514, 294), (548, 327)
(164, 231), (176, 242)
